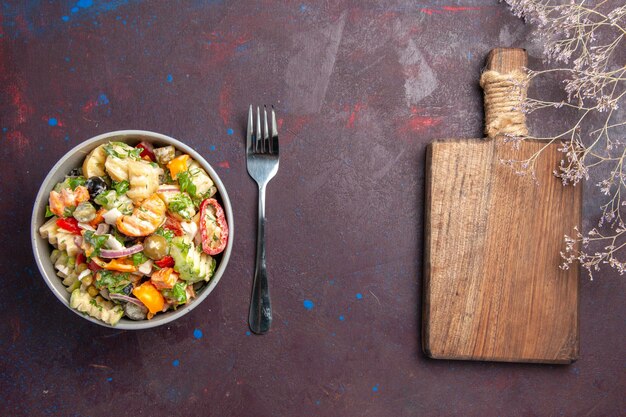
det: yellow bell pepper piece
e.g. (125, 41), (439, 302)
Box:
(166, 155), (190, 180)
(133, 282), (165, 314)
(104, 258), (137, 272)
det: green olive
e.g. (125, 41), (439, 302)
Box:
(143, 235), (168, 260)
(73, 201), (97, 223)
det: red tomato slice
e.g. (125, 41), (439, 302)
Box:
(136, 142), (155, 161)
(56, 217), (82, 234)
(88, 260), (102, 272)
(154, 255), (175, 268)
(199, 198), (229, 255)
(163, 215), (184, 236)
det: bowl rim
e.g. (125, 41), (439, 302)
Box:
(31, 129), (234, 330)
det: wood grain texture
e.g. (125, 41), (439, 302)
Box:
(423, 48), (581, 363)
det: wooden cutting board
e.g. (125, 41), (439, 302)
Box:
(422, 48), (581, 364)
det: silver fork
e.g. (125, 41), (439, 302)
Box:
(247, 105), (279, 334)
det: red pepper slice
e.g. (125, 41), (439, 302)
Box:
(154, 255), (175, 268)
(199, 198), (229, 255)
(76, 253), (86, 265)
(136, 142), (155, 161)
(88, 260), (102, 272)
(163, 215), (184, 236)
(56, 217), (82, 234)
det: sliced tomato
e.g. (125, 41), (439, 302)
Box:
(76, 253), (86, 265)
(199, 198), (229, 255)
(163, 215), (184, 236)
(136, 142), (155, 161)
(56, 217), (82, 234)
(154, 255), (175, 268)
(88, 260), (102, 272)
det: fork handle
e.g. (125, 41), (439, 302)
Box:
(249, 183), (272, 334)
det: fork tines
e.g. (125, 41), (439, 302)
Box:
(247, 105), (279, 155)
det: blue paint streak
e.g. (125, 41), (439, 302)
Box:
(193, 328), (203, 339)
(245, 331), (251, 336)
(71, 6), (79, 13)
(64, 56), (71, 62)
(166, 74), (173, 83)
(339, 315), (345, 321)
(48, 118), (58, 126)
(77, 0), (94, 8)
(2, 127), (7, 132)
(372, 384), (379, 392)
(226, 128), (234, 135)
(97, 93), (109, 105)
(210, 145), (216, 151)
(64, 135), (70, 142)
(356, 293), (363, 300)
(61, 16), (70, 22)
(303, 299), (314, 310)
(329, 280), (335, 285)
(172, 359), (180, 367)
(106, 377), (112, 382)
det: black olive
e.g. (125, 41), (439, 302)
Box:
(85, 176), (107, 200)
(122, 283), (133, 296)
(68, 167), (83, 177)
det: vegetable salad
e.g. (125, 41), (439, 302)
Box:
(39, 141), (229, 325)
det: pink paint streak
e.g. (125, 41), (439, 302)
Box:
(280, 115), (311, 145)
(6, 130), (31, 156)
(397, 108), (442, 134)
(421, 6), (482, 15)
(218, 78), (233, 125)
(7, 84), (33, 124)
(217, 161), (231, 169)
(346, 103), (365, 129)
(442, 6), (482, 12)
(82, 99), (98, 113)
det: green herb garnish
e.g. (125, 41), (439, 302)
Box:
(45, 205), (55, 218)
(132, 252), (149, 266)
(96, 270), (132, 294)
(94, 190), (113, 207)
(155, 228), (175, 242)
(168, 193), (194, 219)
(104, 142), (142, 160)
(177, 171), (197, 197)
(83, 230), (108, 256)
(162, 281), (187, 305)
(112, 180), (130, 195)
(89, 298), (104, 312)
(68, 176), (86, 190)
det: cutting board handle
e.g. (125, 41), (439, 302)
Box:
(481, 48), (529, 139)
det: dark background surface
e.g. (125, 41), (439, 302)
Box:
(1, 1), (624, 416)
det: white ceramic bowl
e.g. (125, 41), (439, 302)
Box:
(31, 130), (233, 329)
